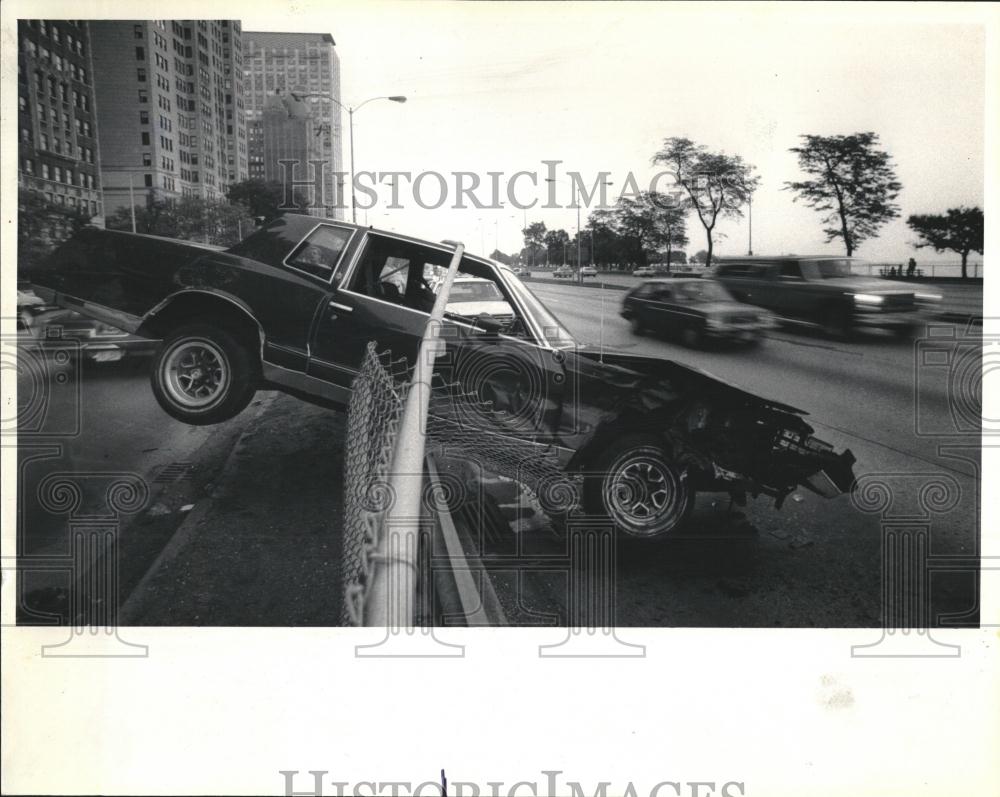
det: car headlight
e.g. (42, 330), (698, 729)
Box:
(852, 293), (885, 305)
(915, 292), (942, 302)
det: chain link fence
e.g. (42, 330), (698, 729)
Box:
(340, 343), (411, 626)
(340, 342), (575, 625)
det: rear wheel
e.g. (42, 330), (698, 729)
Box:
(822, 305), (854, 340)
(583, 434), (694, 538)
(151, 322), (258, 425)
(680, 322), (705, 348)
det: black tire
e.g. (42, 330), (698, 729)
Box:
(150, 322), (258, 425)
(680, 322), (705, 348)
(822, 304), (854, 340)
(582, 434), (695, 539)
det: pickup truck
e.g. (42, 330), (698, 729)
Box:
(711, 256), (941, 338)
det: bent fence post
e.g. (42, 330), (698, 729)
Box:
(364, 242), (466, 627)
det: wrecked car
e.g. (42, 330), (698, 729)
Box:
(30, 214), (856, 538)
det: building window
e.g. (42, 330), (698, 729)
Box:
(135, 25), (144, 39)
(136, 46), (145, 60)
(24, 158), (35, 174)
(41, 163), (50, 179)
(139, 110), (149, 124)
(142, 153), (152, 166)
(137, 67), (147, 82)
(144, 174), (153, 187)
(138, 89), (148, 103)
(18, 95), (27, 113)
(141, 132), (150, 145)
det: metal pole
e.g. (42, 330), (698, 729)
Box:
(349, 107), (357, 224)
(129, 173), (136, 233)
(365, 242), (466, 627)
(748, 194), (753, 255)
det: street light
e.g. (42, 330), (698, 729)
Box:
(546, 177), (612, 281)
(101, 166), (142, 233)
(291, 91), (407, 224)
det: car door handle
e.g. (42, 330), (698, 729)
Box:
(328, 301), (353, 313)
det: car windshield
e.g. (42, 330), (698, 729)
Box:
(499, 267), (577, 349)
(802, 259), (858, 279)
(448, 280), (503, 301)
(679, 281), (731, 302)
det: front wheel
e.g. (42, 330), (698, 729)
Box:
(151, 322), (258, 425)
(583, 435), (695, 538)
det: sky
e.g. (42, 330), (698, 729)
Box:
(237, 2), (988, 263)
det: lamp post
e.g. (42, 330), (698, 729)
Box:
(546, 176), (612, 282)
(747, 192), (753, 256)
(101, 167), (140, 233)
(292, 92), (407, 224)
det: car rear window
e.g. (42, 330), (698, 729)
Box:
(285, 225), (354, 280)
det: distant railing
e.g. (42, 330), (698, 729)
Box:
(859, 262), (982, 279)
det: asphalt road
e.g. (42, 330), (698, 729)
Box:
(14, 353), (253, 623)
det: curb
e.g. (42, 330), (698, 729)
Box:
(116, 392), (278, 625)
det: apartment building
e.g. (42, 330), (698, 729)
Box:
(88, 20), (249, 215)
(17, 20), (103, 223)
(244, 31), (344, 218)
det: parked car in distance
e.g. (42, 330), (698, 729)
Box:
(712, 256), (941, 338)
(440, 276), (517, 331)
(579, 266), (598, 277)
(632, 267), (656, 277)
(29, 215), (855, 539)
(510, 266), (532, 279)
(552, 265), (575, 279)
(621, 278), (773, 347)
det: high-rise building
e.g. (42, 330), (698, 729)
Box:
(88, 20), (249, 215)
(17, 20), (104, 223)
(244, 31), (344, 219)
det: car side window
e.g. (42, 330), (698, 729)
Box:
(779, 261), (803, 280)
(347, 234), (457, 313)
(285, 225), (353, 280)
(652, 286), (673, 301)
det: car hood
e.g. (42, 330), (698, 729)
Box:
(818, 277), (918, 294)
(574, 348), (807, 415)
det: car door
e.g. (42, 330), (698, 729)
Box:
(646, 284), (681, 333)
(309, 233), (567, 444)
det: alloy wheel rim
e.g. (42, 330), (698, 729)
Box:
(605, 453), (678, 531)
(161, 339), (229, 409)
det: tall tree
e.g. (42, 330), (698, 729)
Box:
(652, 137), (758, 267)
(521, 221), (547, 266)
(225, 179), (288, 223)
(544, 228), (571, 264)
(784, 132), (901, 256)
(906, 206), (984, 279)
(18, 190), (93, 274)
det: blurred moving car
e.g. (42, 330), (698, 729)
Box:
(621, 278), (773, 347)
(712, 256), (941, 338)
(632, 267), (656, 277)
(552, 265), (574, 279)
(17, 287), (157, 363)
